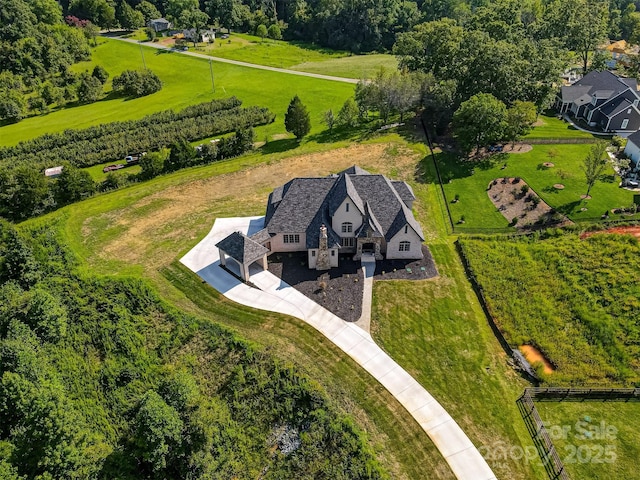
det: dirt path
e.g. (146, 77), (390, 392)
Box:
(581, 226), (640, 239)
(109, 36), (359, 84)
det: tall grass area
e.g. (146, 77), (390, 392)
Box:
(459, 231), (640, 384)
(0, 38), (355, 147)
(437, 144), (639, 230)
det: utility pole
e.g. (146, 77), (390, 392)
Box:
(209, 59), (215, 92)
(139, 44), (147, 69)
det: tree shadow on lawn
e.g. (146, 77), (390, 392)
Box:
(425, 151), (502, 184)
(554, 199), (583, 216)
(307, 125), (371, 145)
(259, 138), (299, 154)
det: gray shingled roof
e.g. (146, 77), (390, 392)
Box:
(391, 181), (416, 206)
(216, 231), (269, 264)
(599, 97), (634, 118)
(338, 166), (371, 176)
(563, 71), (637, 105)
(627, 130), (640, 147)
(249, 228), (272, 245)
(264, 166), (425, 248)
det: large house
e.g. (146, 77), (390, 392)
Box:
(148, 18), (172, 32)
(215, 167), (425, 279)
(555, 70), (640, 133)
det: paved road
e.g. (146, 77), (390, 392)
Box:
(109, 36), (360, 84)
(181, 216), (497, 480)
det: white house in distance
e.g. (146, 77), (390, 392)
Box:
(183, 28), (215, 43)
(215, 166), (425, 279)
(623, 130), (640, 167)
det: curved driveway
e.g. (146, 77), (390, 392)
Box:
(109, 36), (359, 84)
(181, 216), (497, 480)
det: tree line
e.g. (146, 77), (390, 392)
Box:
(0, 219), (388, 479)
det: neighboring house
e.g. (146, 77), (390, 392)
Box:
(183, 28), (215, 43)
(554, 70), (640, 133)
(215, 166), (425, 278)
(148, 18), (172, 32)
(600, 40), (639, 69)
(623, 130), (640, 166)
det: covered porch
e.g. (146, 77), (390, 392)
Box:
(216, 231), (270, 281)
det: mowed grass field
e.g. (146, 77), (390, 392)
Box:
(437, 144), (639, 229)
(30, 131), (550, 480)
(525, 115), (595, 139)
(534, 402), (640, 479)
(0, 38), (356, 147)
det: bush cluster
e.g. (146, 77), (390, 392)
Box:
(112, 69), (162, 97)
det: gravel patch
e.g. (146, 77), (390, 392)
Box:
(373, 245), (438, 280)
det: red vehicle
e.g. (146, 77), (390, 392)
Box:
(103, 164), (125, 173)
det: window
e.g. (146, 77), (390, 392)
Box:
(283, 234), (300, 244)
(399, 241), (411, 252)
(404, 225), (408, 234)
(622, 118), (630, 129)
(331, 250), (335, 256)
(341, 237), (355, 247)
(341, 222), (353, 233)
(628, 109), (632, 114)
(311, 251), (316, 257)
(346, 202), (349, 212)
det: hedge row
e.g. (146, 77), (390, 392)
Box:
(0, 97), (275, 168)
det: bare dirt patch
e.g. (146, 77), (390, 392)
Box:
(86, 143), (423, 271)
(519, 345), (555, 374)
(502, 144), (532, 154)
(580, 226), (640, 240)
(553, 184), (565, 190)
(487, 177), (570, 228)
(543, 162), (555, 168)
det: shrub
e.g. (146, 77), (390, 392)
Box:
(112, 69), (162, 97)
(520, 185), (529, 196)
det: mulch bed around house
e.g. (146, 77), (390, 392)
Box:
(268, 252), (364, 322)
(373, 245), (438, 280)
(267, 246), (439, 322)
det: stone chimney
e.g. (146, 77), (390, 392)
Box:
(316, 224), (330, 270)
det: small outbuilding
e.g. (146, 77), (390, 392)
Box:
(216, 231), (269, 281)
(148, 18), (172, 32)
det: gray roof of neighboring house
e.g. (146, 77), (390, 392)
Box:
(599, 96), (634, 118)
(149, 18), (170, 24)
(626, 130), (640, 148)
(264, 166), (424, 250)
(562, 71), (638, 104)
(216, 231), (269, 264)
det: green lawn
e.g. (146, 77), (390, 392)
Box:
(0, 38), (355, 147)
(437, 144), (639, 230)
(179, 33), (396, 79)
(525, 114), (596, 139)
(534, 402), (640, 479)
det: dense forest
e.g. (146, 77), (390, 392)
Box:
(0, 218), (388, 479)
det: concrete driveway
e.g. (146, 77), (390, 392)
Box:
(180, 216), (496, 480)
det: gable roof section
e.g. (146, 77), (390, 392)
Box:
(392, 181), (416, 206)
(338, 166), (371, 176)
(264, 166), (424, 248)
(216, 231), (269, 265)
(627, 130), (640, 148)
(327, 173), (365, 216)
(266, 177), (335, 234)
(563, 71), (638, 104)
(599, 96), (635, 118)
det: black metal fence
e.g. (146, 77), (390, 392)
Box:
(517, 390), (571, 480)
(525, 387), (640, 402)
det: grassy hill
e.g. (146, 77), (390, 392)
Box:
(0, 39), (355, 147)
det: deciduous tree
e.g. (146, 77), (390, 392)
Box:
(582, 141), (609, 197)
(452, 93), (507, 155)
